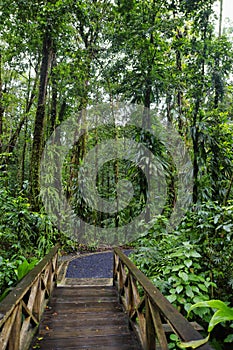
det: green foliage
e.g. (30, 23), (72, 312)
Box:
(0, 187), (57, 258)
(178, 335), (210, 349)
(0, 183), (60, 298)
(177, 300), (233, 348)
(179, 202), (233, 301)
(188, 300), (233, 333)
(65, 123), (172, 241)
(0, 6), (232, 350)
(132, 201), (233, 348)
(0, 256), (38, 301)
(169, 334), (181, 350)
(0, 257), (18, 299)
(14, 257), (38, 282)
(131, 220), (215, 323)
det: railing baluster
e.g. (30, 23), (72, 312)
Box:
(0, 307), (18, 350)
(148, 299), (169, 350)
(127, 274), (134, 316)
(8, 303), (21, 350)
(27, 279), (39, 313)
(145, 294), (156, 350)
(33, 278), (42, 320)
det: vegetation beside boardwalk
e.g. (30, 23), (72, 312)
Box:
(0, 1), (232, 348)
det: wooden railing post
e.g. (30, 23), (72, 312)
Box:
(8, 303), (21, 350)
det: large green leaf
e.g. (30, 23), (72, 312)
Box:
(188, 300), (230, 316)
(178, 334), (210, 349)
(208, 309), (233, 332)
(188, 300), (233, 332)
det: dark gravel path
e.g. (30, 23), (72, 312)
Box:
(66, 250), (132, 278)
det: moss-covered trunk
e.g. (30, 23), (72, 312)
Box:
(30, 32), (53, 211)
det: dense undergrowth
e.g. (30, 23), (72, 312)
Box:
(0, 186), (232, 348)
(131, 202), (233, 349)
(0, 185), (76, 301)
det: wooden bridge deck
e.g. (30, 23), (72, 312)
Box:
(0, 246), (214, 350)
(30, 281), (141, 350)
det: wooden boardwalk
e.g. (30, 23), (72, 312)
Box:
(0, 247), (214, 350)
(30, 280), (141, 350)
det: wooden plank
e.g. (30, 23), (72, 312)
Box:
(39, 324), (136, 337)
(162, 322), (203, 333)
(42, 314), (129, 327)
(46, 304), (123, 314)
(61, 278), (113, 286)
(30, 285), (142, 350)
(52, 285), (117, 296)
(50, 288), (117, 297)
(50, 295), (118, 303)
(31, 335), (141, 350)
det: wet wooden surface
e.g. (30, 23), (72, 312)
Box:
(30, 285), (141, 350)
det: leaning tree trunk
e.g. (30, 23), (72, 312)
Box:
(30, 31), (53, 211)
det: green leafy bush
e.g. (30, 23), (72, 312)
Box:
(178, 201), (233, 301)
(0, 186), (60, 299)
(132, 228), (215, 323)
(0, 256), (38, 301)
(0, 187), (59, 258)
(0, 257), (18, 298)
(132, 202), (233, 349)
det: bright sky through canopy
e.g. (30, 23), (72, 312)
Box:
(214, 0), (233, 34)
(222, 0), (233, 20)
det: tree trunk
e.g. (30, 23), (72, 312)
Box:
(213, 1), (223, 109)
(176, 41), (184, 134)
(219, 0), (223, 38)
(192, 7), (209, 204)
(192, 100), (200, 204)
(20, 116), (28, 189)
(30, 31), (53, 210)
(50, 52), (57, 135)
(113, 123), (119, 229)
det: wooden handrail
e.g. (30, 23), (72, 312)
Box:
(0, 245), (59, 350)
(113, 247), (213, 350)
